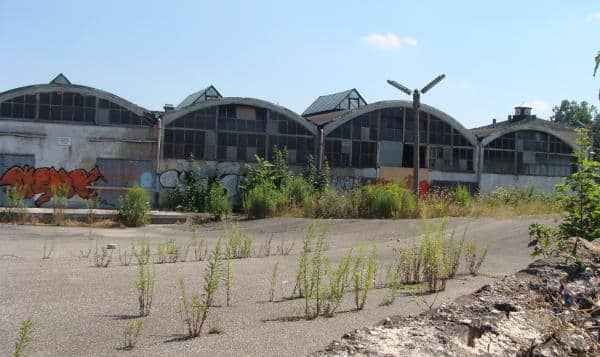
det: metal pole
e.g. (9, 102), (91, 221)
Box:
(413, 90), (420, 196)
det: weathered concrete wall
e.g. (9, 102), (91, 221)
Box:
(428, 170), (477, 183)
(329, 167), (377, 191)
(0, 120), (156, 207)
(158, 158), (311, 207)
(479, 173), (562, 194)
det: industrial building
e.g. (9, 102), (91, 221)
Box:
(0, 75), (579, 208)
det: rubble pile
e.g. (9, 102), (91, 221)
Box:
(316, 239), (600, 356)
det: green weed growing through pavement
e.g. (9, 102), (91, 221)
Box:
(12, 319), (32, 357)
(122, 319), (144, 350)
(178, 239), (224, 338)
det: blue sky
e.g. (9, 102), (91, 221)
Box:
(0, 1), (598, 128)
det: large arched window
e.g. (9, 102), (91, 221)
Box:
(483, 130), (574, 176)
(163, 107), (216, 159)
(0, 91), (151, 127)
(324, 106), (475, 172)
(163, 102), (316, 164)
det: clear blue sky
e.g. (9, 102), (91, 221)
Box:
(1, 1), (598, 128)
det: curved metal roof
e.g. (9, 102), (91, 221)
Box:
(164, 97), (318, 135)
(479, 121), (579, 150)
(0, 79), (153, 120)
(323, 100), (479, 147)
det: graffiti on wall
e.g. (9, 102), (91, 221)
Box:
(0, 165), (105, 206)
(158, 168), (245, 205)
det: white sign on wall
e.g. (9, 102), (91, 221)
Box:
(57, 137), (72, 146)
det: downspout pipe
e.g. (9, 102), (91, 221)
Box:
(154, 116), (162, 207)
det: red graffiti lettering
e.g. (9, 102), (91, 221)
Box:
(405, 175), (430, 198)
(0, 166), (105, 206)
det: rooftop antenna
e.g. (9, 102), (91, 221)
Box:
(387, 74), (445, 196)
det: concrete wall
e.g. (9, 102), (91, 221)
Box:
(0, 120), (156, 207)
(479, 173), (562, 194)
(428, 170), (477, 183)
(158, 158), (311, 207)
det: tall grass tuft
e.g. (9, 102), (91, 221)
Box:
(178, 240), (223, 338)
(352, 244), (378, 310)
(156, 239), (178, 264)
(51, 184), (69, 225)
(381, 263), (401, 306)
(269, 262), (279, 302)
(134, 240), (155, 316)
(224, 250), (233, 307)
(292, 220), (331, 318)
(122, 319), (144, 350)
(190, 225), (208, 261)
(323, 249), (353, 316)
(464, 238), (488, 276)
(225, 223), (253, 259)
(12, 319), (32, 357)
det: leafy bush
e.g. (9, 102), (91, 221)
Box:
(362, 183), (417, 218)
(118, 185), (151, 227)
(243, 181), (285, 219)
(527, 129), (600, 263)
(164, 154), (225, 213)
(454, 184), (471, 207)
(205, 182), (231, 220)
(282, 175), (315, 207)
(314, 187), (350, 218)
(557, 128), (600, 242)
(528, 223), (560, 259)
(5, 186), (27, 223)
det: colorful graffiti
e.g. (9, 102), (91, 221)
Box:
(0, 166), (105, 206)
(404, 175), (431, 197)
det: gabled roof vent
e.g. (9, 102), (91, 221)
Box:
(302, 88), (367, 117)
(49, 73), (71, 85)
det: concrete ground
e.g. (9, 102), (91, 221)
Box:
(0, 216), (559, 356)
(0, 207), (189, 224)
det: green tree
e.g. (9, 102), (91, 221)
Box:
(594, 50), (600, 77)
(550, 100), (598, 127)
(551, 100), (600, 157)
(595, 50), (600, 101)
(556, 128), (600, 243)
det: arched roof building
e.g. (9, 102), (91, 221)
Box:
(0, 74), (156, 126)
(161, 92), (317, 166)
